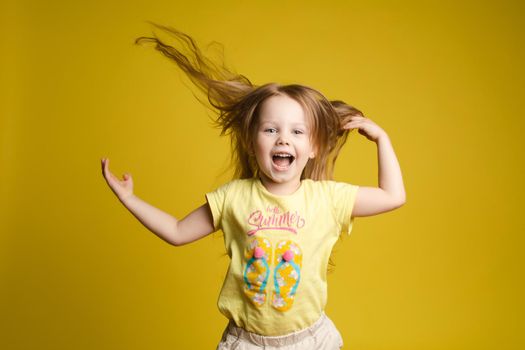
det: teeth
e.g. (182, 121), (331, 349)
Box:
(274, 153), (293, 157)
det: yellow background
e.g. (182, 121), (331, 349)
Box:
(1, 0), (524, 349)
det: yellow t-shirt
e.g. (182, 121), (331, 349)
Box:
(206, 177), (359, 336)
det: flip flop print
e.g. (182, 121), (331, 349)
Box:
(243, 237), (271, 307)
(272, 240), (303, 311)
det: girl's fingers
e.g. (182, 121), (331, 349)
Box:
(102, 158), (110, 175)
(101, 157), (132, 193)
(102, 158), (118, 184)
(109, 172), (120, 182)
(103, 158), (118, 181)
(344, 117), (375, 129)
(343, 122), (361, 129)
(102, 159), (112, 180)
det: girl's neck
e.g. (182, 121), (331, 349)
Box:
(258, 176), (302, 196)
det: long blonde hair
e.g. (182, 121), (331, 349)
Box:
(135, 23), (364, 182)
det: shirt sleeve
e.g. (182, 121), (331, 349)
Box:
(330, 182), (359, 236)
(205, 181), (232, 231)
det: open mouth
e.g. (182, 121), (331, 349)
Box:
(272, 153), (295, 168)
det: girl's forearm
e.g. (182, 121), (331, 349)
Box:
(376, 133), (406, 203)
(119, 194), (178, 245)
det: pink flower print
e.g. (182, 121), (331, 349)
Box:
(290, 245), (300, 255)
(253, 292), (265, 305)
(276, 276), (285, 287)
(272, 295), (285, 308)
(256, 273), (266, 284)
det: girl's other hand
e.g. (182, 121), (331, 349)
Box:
(101, 158), (134, 201)
(342, 116), (386, 142)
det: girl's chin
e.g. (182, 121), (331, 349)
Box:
(262, 172), (299, 185)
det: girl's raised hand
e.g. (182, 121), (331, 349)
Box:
(342, 116), (386, 142)
(101, 158), (134, 201)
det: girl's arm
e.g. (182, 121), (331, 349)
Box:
(101, 158), (215, 246)
(342, 117), (406, 217)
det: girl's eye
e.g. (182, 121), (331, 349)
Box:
(293, 129), (304, 135)
(265, 128), (277, 133)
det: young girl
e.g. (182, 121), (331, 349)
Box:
(101, 24), (405, 350)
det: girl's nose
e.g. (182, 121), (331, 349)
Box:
(277, 135), (290, 145)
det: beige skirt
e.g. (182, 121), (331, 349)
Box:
(216, 312), (344, 350)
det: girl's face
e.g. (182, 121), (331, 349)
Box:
(253, 95), (316, 195)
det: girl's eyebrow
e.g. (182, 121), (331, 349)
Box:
(290, 123), (309, 130)
(258, 119), (309, 128)
(258, 121), (275, 127)
(258, 122), (310, 131)
(259, 119), (307, 125)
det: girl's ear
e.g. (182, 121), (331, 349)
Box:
(309, 142), (318, 159)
